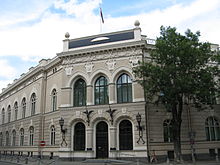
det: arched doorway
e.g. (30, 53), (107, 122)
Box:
(96, 121), (108, 158)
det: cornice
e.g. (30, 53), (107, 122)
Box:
(0, 66), (45, 98)
(57, 40), (146, 58)
(0, 57), (61, 98)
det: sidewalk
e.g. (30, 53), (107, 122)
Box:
(0, 157), (220, 165)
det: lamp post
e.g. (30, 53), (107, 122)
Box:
(136, 113), (145, 144)
(59, 117), (67, 147)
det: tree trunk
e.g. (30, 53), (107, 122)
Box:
(172, 100), (183, 163)
(173, 119), (182, 163)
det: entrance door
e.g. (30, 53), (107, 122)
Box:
(96, 121), (108, 158)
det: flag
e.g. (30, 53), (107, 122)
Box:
(100, 7), (104, 23)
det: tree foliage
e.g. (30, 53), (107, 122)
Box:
(135, 26), (220, 107)
(134, 26), (220, 162)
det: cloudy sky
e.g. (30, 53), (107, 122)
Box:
(0, 0), (220, 92)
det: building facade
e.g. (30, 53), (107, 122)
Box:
(0, 21), (219, 161)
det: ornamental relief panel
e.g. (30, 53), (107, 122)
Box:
(129, 56), (140, 68)
(62, 49), (142, 65)
(106, 59), (116, 71)
(62, 48), (142, 75)
(85, 62), (94, 73)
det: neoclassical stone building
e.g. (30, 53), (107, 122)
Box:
(0, 22), (219, 161)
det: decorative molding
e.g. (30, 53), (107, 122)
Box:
(106, 59), (116, 71)
(98, 109), (102, 115)
(129, 56), (140, 68)
(65, 67), (73, 76)
(85, 62), (94, 73)
(61, 48), (142, 66)
(76, 111), (81, 117)
(121, 107), (127, 114)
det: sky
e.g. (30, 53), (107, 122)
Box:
(0, 0), (220, 92)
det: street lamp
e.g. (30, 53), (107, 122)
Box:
(136, 113), (145, 144)
(59, 117), (67, 147)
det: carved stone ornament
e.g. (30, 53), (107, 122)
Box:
(98, 109), (102, 115)
(121, 107), (127, 113)
(76, 111), (81, 117)
(85, 62), (94, 73)
(106, 59), (116, 71)
(129, 56), (139, 68)
(65, 67), (73, 76)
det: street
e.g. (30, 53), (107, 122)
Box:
(0, 161), (18, 165)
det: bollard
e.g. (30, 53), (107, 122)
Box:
(216, 154), (219, 162)
(25, 157), (28, 164)
(17, 156), (19, 163)
(38, 157), (41, 165)
(166, 157), (170, 164)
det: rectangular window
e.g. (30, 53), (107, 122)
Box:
(209, 149), (215, 157)
(167, 150), (174, 160)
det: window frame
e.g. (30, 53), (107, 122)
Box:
(0, 132), (3, 146)
(7, 105), (11, 123)
(163, 119), (173, 142)
(51, 89), (57, 112)
(119, 120), (133, 150)
(29, 127), (34, 146)
(14, 102), (18, 121)
(116, 73), (132, 103)
(6, 131), (10, 146)
(74, 122), (86, 151)
(20, 128), (24, 146)
(21, 98), (26, 119)
(50, 125), (56, 145)
(2, 108), (5, 124)
(205, 116), (220, 141)
(94, 76), (109, 105)
(12, 130), (16, 146)
(73, 79), (87, 107)
(30, 93), (36, 116)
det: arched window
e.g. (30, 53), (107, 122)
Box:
(95, 76), (108, 105)
(205, 117), (220, 141)
(29, 127), (34, 146)
(74, 122), (85, 151)
(0, 132), (3, 146)
(2, 108), (5, 124)
(14, 102), (18, 121)
(119, 120), (133, 150)
(8, 105), (11, 123)
(117, 74), (132, 103)
(74, 79), (86, 107)
(30, 93), (36, 116)
(6, 131), (10, 146)
(21, 98), (26, 119)
(12, 130), (16, 146)
(163, 119), (173, 142)
(51, 89), (57, 112)
(20, 128), (24, 146)
(50, 126), (55, 145)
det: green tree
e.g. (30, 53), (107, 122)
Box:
(134, 26), (220, 162)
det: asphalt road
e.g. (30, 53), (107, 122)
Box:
(0, 161), (18, 165)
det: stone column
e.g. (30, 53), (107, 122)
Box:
(109, 83), (116, 104)
(87, 85), (93, 105)
(86, 127), (93, 151)
(110, 126), (117, 150)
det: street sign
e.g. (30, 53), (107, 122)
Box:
(40, 141), (46, 146)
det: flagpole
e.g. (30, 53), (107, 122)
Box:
(99, 4), (104, 33)
(100, 13), (102, 33)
